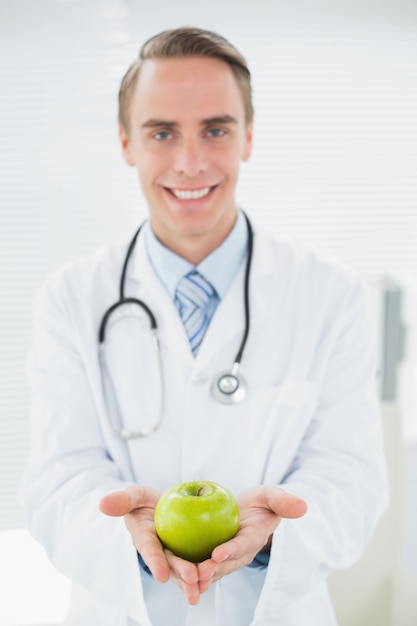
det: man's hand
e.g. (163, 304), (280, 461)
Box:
(99, 485), (307, 604)
(197, 486), (307, 584)
(99, 487), (202, 605)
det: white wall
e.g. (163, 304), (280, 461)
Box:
(0, 0), (415, 538)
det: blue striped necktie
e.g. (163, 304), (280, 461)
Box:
(174, 270), (216, 356)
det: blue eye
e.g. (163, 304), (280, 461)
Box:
(154, 131), (172, 141)
(208, 128), (225, 138)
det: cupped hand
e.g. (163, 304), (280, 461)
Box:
(99, 486), (202, 605)
(197, 485), (307, 584)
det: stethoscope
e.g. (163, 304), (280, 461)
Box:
(98, 212), (253, 439)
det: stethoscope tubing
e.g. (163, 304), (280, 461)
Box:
(98, 211), (254, 437)
(234, 212), (253, 366)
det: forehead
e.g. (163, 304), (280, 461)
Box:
(130, 56), (246, 122)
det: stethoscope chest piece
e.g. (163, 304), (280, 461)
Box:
(211, 367), (247, 404)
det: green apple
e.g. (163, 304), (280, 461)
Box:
(154, 480), (240, 563)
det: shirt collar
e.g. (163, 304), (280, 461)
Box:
(144, 210), (248, 300)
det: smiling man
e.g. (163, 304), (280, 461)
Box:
(20, 26), (388, 626)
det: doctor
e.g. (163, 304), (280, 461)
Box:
(20, 27), (388, 626)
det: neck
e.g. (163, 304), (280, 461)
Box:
(162, 237), (220, 265)
(151, 213), (237, 265)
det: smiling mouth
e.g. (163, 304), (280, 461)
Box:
(164, 186), (217, 200)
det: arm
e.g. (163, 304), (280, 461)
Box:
(251, 282), (389, 621)
(19, 279), (150, 624)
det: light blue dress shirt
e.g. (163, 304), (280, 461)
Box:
(143, 210), (248, 318)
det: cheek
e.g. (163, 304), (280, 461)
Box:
(217, 150), (243, 181)
(211, 148), (241, 177)
(136, 157), (163, 189)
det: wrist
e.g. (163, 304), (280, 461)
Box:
(260, 534), (272, 554)
(137, 552), (153, 576)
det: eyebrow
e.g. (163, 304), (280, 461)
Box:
(141, 115), (238, 129)
(201, 115), (238, 126)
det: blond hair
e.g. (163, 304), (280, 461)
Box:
(118, 26), (253, 136)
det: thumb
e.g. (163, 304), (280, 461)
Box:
(99, 486), (161, 517)
(265, 486), (308, 519)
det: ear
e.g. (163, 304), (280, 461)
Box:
(242, 120), (253, 162)
(119, 124), (135, 166)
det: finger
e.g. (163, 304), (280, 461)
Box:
(123, 513), (170, 584)
(238, 486), (308, 519)
(132, 528), (171, 583)
(198, 558), (220, 583)
(198, 577), (212, 594)
(99, 486), (160, 516)
(165, 550), (199, 586)
(165, 551), (201, 605)
(99, 490), (133, 516)
(176, 578), (201, 606)
(201, 538), (271, 581)
(199, 553), (248, 583)
(210, 528), (260, 566)
(141, 549), (171, 584)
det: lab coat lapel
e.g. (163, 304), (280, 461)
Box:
(195, 262), (246, 366)
(126, 231), (194, 367)
(196, 228), (276, 369)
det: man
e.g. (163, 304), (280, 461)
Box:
(20, 27), (388, 626)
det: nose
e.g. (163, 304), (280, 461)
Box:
(173, 137), (207, 178)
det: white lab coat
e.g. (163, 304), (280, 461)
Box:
(20, 222), (388, 626)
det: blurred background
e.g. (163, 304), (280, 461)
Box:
(0, 0), (416, 624)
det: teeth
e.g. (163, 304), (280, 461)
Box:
(172, 187), (211, 200)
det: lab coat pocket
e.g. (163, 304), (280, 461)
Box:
(243, 379), (318, 487)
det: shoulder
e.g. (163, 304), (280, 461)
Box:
(252, 223), (370, 328)
(33, 239), (129, 312)
(254, 222), (365, 294)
